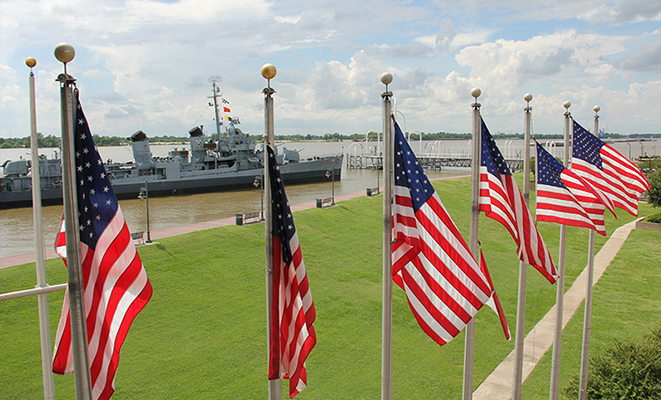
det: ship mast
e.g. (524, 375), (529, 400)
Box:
(209, 76), (222, 140)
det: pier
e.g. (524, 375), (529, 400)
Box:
(345, 139), (531, 172)
(346, 153), (524, 172)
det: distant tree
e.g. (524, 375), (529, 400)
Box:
(648, 168), (661, 209)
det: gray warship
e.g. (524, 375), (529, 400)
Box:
(0, 85), (343, 209)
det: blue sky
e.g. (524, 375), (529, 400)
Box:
(1, 0), (660, 139)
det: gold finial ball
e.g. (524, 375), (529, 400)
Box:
(261, 63), (277, 80)
(471, 87), (481, 98)
(524, 93), (533, 102)
(25, 57), (37, 68)
(563, 100), (571, 109)
(380, 72), (393, 85)
(593, 105), (600, 112)
(54, 42), (75, 64)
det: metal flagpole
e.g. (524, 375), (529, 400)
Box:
(27, 57), (56, 400)
(380, 72), (394, 400)
(262, 63), (281, 400)
(549, 100), (571, 400)
(55, 43), (92, 400)
(463, 87), (482, 400)
(578, 105), (600, 400)
(511, 94), (535, 399)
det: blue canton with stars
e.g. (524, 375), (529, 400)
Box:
(572, 120), (603, 170)
(536, 140), (567, 189)
(394, 122), (435, 212)
(480, 118), (512, 177)
(267, 145), (295, 265)
(74, 92), (118, 251)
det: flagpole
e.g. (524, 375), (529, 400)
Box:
(55, 43), (93, 400)
(27, 57), (56, 400)
(462, 87), (482, 400)
(578, 105), (600, 400)
(549, 100), (571, 400)
(262, 63), (281, 400)
(380, 71), (394, 400)
(511, 94), (535, 399)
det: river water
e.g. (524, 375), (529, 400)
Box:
(1, 138), (658, 259)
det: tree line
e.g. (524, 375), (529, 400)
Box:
(2, 131), (660, 149)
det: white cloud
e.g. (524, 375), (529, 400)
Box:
(1, 0), (661, 140)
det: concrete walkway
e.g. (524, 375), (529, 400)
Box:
(473, 218), (641, 400)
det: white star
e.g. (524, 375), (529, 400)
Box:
(85, 162), (91, 168)
(100, 172), (105, 179)
(78, 118), (84, 125)
(90, 189), (95, 195)
(106, 199), (112, 205)
(103, 186), (109, 192)
(83, 148), (89, 154)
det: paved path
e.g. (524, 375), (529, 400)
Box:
(473, 218), (641, 400)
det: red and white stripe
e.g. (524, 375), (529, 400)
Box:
(53, 208), (152, 400)
(480, 249), (510, 340)
(480, 168), (557, 283)
(271, 231), (316, 398)
(392, 186), (492, 345)
(537, 170), (612, 236)
(572, 144), (650, 216)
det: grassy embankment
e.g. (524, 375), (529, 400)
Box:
(1, 175), (658, 399)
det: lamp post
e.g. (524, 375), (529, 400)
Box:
(138, 181), (151, 243)
(253, 173), (264, 220)
(325, 159), (335, 205)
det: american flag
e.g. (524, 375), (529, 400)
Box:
(391, 122), (493, 346)
(571, 120), (650, 216)
(479, 248), (511, 340)
(53, 93), (152, 400)
(266, 145), (316, 398)
(536, 141), (614, 236)
(479, 118), (556, 283)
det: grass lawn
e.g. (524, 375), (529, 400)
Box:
(0, 175), (657, 399)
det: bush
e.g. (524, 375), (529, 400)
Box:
(648, 168), (661, 209)
(564, 327), (661, 399)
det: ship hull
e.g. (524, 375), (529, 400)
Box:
(0, 155), (343, 209)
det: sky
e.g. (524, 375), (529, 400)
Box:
(1, 0), (660, 140)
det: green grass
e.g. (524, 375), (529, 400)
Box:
(0, 176), (657, 399)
